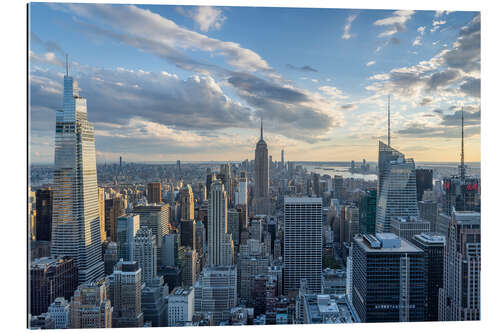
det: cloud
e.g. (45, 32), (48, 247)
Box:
(318, 85), (348, 99)
(435, 10), (453, 18)
(366, 60), (376, 67)
(30, 32), (66, 56)
(440, 14), (480, 73)
(342, 14), (358, 40)
(286, 64), (318, 72)
(52, 3), (271, 74)
(417, 26), (426, 35)
(341, 104), (357, 110)
(418, 97), (433, 106)
(430, 20), (446, 33)
(374, 10), (414, 37)
(29, 50), (65, 68)
(459, 77), (480, 98)
(413, 36), (422, 46)
(440, 108), (481, 127)
(177, 6), (226, 32)
(364, 15), (480, 104)
(426, 69), (461, 91)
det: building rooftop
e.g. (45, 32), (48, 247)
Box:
(355, 233), (422, 253)
(413, 232), (446, 244)
(284, 196), (322, 204)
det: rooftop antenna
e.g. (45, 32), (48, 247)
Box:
(387, 95), (391, 147)
(260, 115), (263, 140)
(65, 54), (70, 77)
(460, 106), (466, 180)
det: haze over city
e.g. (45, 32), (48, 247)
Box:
(29, 3), (480, 164)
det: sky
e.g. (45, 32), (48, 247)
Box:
(28, 3), (481, 164)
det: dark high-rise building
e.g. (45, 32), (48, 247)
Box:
(30, 256), (78, 316)
(105, 196), (125, 242)
(141, 286), (168, 327)
(333, 175), (344, 203)
(418, 200), (438, 232)
(439, 211), (480, 321)
(312, 173), (321, 197)
(180, 185), (196, 250)
(442, 176), (480, 215)
(103, 242), (118, 275)
(147, 182), (162, 204)
(416, 169), (433, 202)
(254, 119), (269, 215)
(35, 188), (52, 241)
(359, 189), (377, 234)
(411, 232), (445, 321)
(283, 197), (322, 295)
(352, 233), (425, 323)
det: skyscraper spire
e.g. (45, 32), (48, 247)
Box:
(460, 106), (466, 180)
(66, 54), (69, 76)
(260, 116), (263, 140)
(387, 95), (391, 147)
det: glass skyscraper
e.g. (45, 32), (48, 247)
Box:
(51, 71), (104, 283)
(376, 142), (418, 233)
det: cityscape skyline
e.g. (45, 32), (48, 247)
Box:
(28, 2), (481, 329)
(29, 4), (480, 164)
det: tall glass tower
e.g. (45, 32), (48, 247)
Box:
(376, 142), (418, 233)
(51, 67), (104, 283)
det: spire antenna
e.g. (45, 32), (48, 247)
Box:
(387, 95), (391, 147)
(260, 115), (263, 140)
(460, 106), (465, 180)
(65, 54), (69, 76)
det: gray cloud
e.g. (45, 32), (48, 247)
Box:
(286, 64), (318, 72)
(426, 69), (461, 91)
(459, 77), (480, 98)
(30, 32), (66, 56)
(398, 123), (480, 138)
(341, 104), (357, 110)
(440, 109), (480, 127)
(441, 14), (480, 73)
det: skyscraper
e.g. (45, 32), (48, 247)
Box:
(352, 233), (425, 323)
(180, 185), (196, 250)
(359, 189), (377, 234)
(283, 197), (322, 294)
(254, 119), (269, 215)
(133, 226), (158, 287)
(109, 260), (144, 327)
(194, 266), (237, 325)
(105, 195), (125, 242)
(116, 214), (140, 262)
(30, 256), (78, 316)
(411, 232), (445, 321)
(51, 67), (104, 283)
(98, 188), (106, 242)
(415, 169), (433, 202)
(147, 182), (162, 204)
(376, 143), (418, 233)
(207, 180), (234, 266)
(69, 279), (113, 328)
(35, 188), (52, 241)
(439, 211), (480, 321)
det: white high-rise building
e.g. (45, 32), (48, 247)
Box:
(167, 287), (194, 327)
(47, 297), (70, 329)
(194, 266), (237, 325)
(51, 65), (104, 283)
(208, 180), (234, 266)
(235, 171), (248, 206)
(134, 226), (157, 287)
(284, 197), (322, 294)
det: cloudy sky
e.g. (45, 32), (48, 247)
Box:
(29, 3), (480, 164)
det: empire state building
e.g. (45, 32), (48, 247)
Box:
(254, 119), (269, 215)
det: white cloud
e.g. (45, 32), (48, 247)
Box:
(413, 36), (422, 46)
(417, 26), (426, 35)
(342, 14), (358, 40)
(318, 85), (348, 99)
(374, 10), (414, 38)
(431, 20), (446, 32)
(366, 60), (376, 67)
(178, 6), (226, 32)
